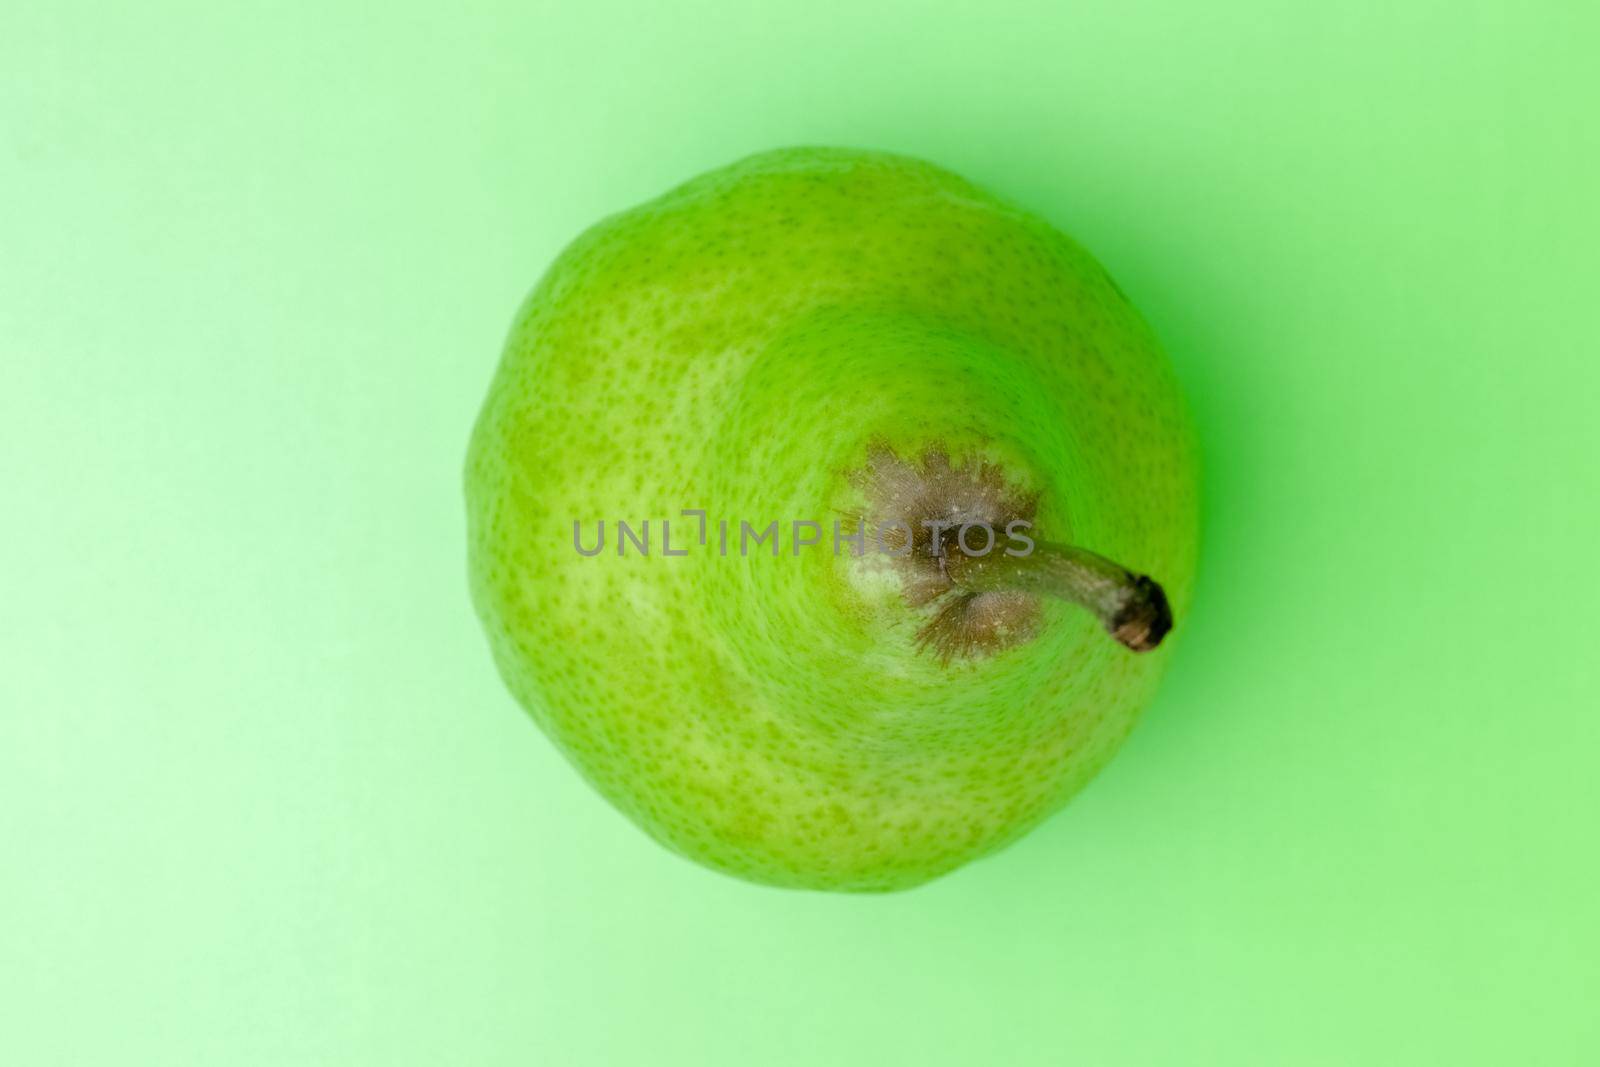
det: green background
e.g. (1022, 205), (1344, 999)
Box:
(4, 1), (1596, 1063)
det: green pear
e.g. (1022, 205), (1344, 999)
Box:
(465, 147), (1198, 892)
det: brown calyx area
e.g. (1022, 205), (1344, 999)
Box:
(850, 445), (1042, 661)
(848, 444), (1174, 661)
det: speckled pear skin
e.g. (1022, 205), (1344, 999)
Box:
(465, 147), (1198, 892)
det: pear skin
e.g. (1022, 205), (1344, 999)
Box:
(466, 147), (1198, 891)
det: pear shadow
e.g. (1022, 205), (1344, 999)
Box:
(575, 99), (1289, 903)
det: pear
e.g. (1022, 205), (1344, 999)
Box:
(465, 147), (1197, 891)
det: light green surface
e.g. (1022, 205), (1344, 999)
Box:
(3, 1), (1596, 1064)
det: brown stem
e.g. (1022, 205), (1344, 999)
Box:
(944, 542), (1173, 652)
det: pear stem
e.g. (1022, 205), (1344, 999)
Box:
(945, 542), (1174, 652)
